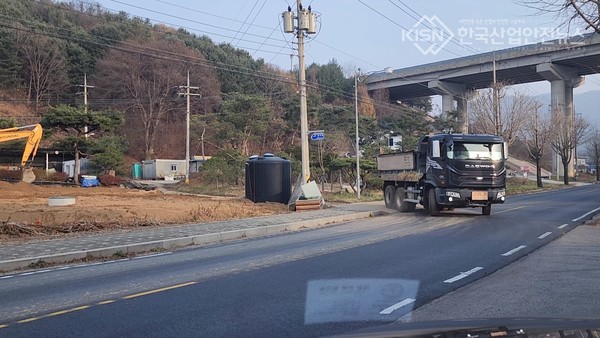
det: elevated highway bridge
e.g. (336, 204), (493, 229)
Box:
(366, 33), (600, 176)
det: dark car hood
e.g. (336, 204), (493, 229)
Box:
(330, 317), (600, 338)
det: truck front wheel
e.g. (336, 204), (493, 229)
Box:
(384, 185), (396, 209)
(482, 204), (491, 215)
(428, 188), (440, 216)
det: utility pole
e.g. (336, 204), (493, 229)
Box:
(297, 6), (309, 183)
(78, 73), (94, 139)
(354, 69), (361, 199)
(492, 50), (501, 136)
(200, 126), (206, 161)
(352, 67), (392, 199)
(75, 73), (94, 183)
(177, 71), (200, 184)
(283, 1), (317, 183)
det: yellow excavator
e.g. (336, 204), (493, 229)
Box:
(0, 124), (43, 183)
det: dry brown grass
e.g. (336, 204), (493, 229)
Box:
(0, 182), (288, 242)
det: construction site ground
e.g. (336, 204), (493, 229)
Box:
(0, 181), (288, 243)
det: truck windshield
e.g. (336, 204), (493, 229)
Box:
(447, 142), (503, 161)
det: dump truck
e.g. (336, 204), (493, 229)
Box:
(378, 133), (507, 216)
(0, 124), (43, 183)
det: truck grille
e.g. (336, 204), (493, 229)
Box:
(448, 173), (505, 188)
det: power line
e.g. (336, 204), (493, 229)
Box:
(356, 0), (464, 58)
(155, 0), (274, 31)
(0, 17), (294, 86)
(253, 22), (283, 57)
(3, 12), (546, 124)
(313, 40), (380, 70)
(234, 0), (268, 47)
(143, 0), (384, 71)
(270, 13), (297, 65)
(95, 0), (290, 45)
(388, 0), (481, 55)
(0, 9), (448, 122)
(0, 18), (368, 117)
(230, 0), (260, 44)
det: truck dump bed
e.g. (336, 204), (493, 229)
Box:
(377, 152), (421, 182)
(377, 152), (416, 171)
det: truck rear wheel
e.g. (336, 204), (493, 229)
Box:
(395, 188), (416, 212)
(428, 188), (440, 216)
(482, 204), (491, 215)
(384, 185), (396, 209)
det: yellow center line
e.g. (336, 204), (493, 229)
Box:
(14, 282), (198, 326)
(44, 306), (90, 318)
(494, 206), (526, 214)
(17, 317), (39, 324)
(0, 324), (8, 329)
(122, 281), (198, 300)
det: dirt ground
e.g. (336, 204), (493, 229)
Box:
(0, 181), (289, 242)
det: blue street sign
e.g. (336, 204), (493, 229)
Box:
(310, 132), (324, 141)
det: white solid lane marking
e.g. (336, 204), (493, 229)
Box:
(538, 232), (552, 239)
(132, 252), (172, 260)
(493, 206), (526, 215)
(501, 245), (527, 256)
(443, 267), (483, 283)
(558, 224), (569, 229)
(19, 270), (50, 276)
(380, 298), (416, 315)
(572, 207), (600, 222)
(2, 253), (176, 281)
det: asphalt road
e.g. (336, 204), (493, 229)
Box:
(1, 184), (599, 337)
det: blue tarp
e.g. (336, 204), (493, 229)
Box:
(81, 178), (100, 187)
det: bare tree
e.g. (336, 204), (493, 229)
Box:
(357, 83), (376, 118)
(15, 31), (69, 112)
(469, 83), (535, 145)
(94, 38), (219, 160)
(371, 88), (393, 119)
(520, 104), (554, 187)
(519, 0), (600, 34)
(586, 128), (600, 181)
(551, 112), (590, 185)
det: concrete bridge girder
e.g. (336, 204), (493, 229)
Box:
(536, 62), (584, 178)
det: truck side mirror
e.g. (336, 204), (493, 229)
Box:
(503, 142), (509, 160)
(432, 140), (441, 158)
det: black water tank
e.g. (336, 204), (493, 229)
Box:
(245, 153), (291, 204)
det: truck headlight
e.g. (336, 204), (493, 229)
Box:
(446, 191), (461, 198)
(497, 190), (506, 200)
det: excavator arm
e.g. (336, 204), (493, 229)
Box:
(0, 123), (43, 168)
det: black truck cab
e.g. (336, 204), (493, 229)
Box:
(419, 134), (507, 214)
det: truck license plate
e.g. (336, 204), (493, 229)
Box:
(472, 191), (488, 200)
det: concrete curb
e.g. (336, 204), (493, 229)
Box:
(0, 210), (388, 273)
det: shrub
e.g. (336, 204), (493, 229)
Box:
(0, 169), (22, 181)
(48, 172), (68, 182)
(98, 174), (123, 186)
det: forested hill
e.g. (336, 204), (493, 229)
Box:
(0, 0), (431, 170)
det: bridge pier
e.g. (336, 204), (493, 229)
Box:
(536, 63), (584, 179)
(441, 94), (454, 114)
(428, 80), (468, 133)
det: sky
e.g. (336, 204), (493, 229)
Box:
(92, 0), (600, 111)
